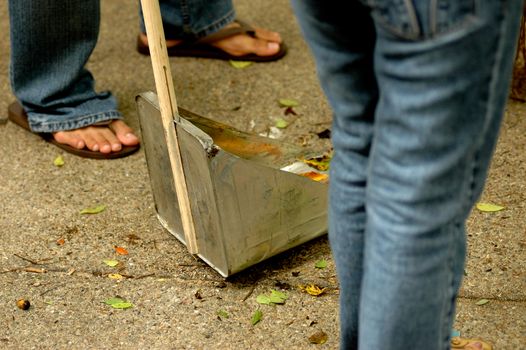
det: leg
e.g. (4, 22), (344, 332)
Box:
(292, 0), (522, 349)
(8, 0), (139, 155)
(360, 0), (523, 349)
(291, 0), (377, 347)
(138, 0), (283, 59)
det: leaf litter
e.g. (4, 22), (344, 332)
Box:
(476, 203), (505, 212)
(53, 155), (64, 167)
(308, 330), (328, 344)
(229, 60), (252, 69)
(256, 290), (288, 305)
(104, 297), (133, 309)
(80, 205), (106, 215)
(315, 259), (327, 269)
(299, 284), (327, 297)
(251, 309), (263, 325)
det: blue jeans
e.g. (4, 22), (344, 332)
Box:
(8, 0), (234, 133)
(139, 0), (235, 40)
(291, 1), (523, 349)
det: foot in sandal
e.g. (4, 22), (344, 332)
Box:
(8, 101), (140, 159)
(451, 336), (493, 350)
(53, 121), (140, 154)
(138, 20), (286, 61)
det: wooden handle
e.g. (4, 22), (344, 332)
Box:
(140, 0), (199, 254)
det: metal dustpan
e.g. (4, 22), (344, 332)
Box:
(138, 0), (328, 277)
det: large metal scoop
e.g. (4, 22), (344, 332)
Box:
(138, 0), (328, 276)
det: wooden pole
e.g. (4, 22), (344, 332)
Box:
(140, 0), (199, 254)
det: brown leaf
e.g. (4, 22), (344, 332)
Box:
(284, 106), (298, 116)
(56, 238), (65, 246)
(308, 330), (328, 344)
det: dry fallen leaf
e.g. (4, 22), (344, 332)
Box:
(299, 284), (327, 297)
(308, 330), (328, 344)
(302, 154), (332, 171)
(108, 273), (123, 280)
(114, 246), (129, 255)
(300, 172), (329, 183)
(56, 238), (65, 246)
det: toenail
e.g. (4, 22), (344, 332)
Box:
(125, 133), (137, 140)
(92, 144), (99, 152)
(268, 42), (279, 51)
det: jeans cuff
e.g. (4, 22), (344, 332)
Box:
(28, 110), (123, 133)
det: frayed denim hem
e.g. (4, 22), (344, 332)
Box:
(28, 110), (123, 133)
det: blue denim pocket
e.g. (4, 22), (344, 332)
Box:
(362, 0), (478, 40)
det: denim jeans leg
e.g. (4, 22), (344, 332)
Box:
(362, 1), (522, 348)
(139, 0), (235, 40)
(292, 0), (523, 349)
(291, 1), (378, 348)
(8, 0), (122, 133)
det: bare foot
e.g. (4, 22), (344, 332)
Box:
(140, 22), (282, 57)
(52, 120), (140, 154)
(451, 337), (491, 350)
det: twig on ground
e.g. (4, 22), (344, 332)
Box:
(242, 285), (257, 302)
(13, 253), (48, 265)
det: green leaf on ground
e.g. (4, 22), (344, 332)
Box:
(217, 310), (229, 319)
(103, 259), (119, 267)
(104, 297), (133, 309)
(269, 290), (288, 304)
(229, 60), (252, 69)
(104, 297), (126, 305)
(111, 302), (133, 309)
(53, 155), (64, 167)
(275, 118), (289, 129)
(251, 309), (263, 325)
(80, 205), (106, 215)
(256, 294), (272, 305)
(257, 290), (288, 305)
(476, 203), (505, 212)
(278, 98), (299, 107)
(315, 259), (327, 269)
(476, 299), (490, 306)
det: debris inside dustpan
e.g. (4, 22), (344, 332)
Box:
(281, 152), (332, 183)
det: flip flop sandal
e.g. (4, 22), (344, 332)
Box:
(451, 337), (493, 350)
(137, 19), (287, 62)
(7, 101), (140, 159)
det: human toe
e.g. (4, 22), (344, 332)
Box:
(254, 27), (282, 43)
(53, 131), (85, 150)
(110, 120), (140, 146)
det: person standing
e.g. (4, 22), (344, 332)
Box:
(291, 1), (523, 349)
